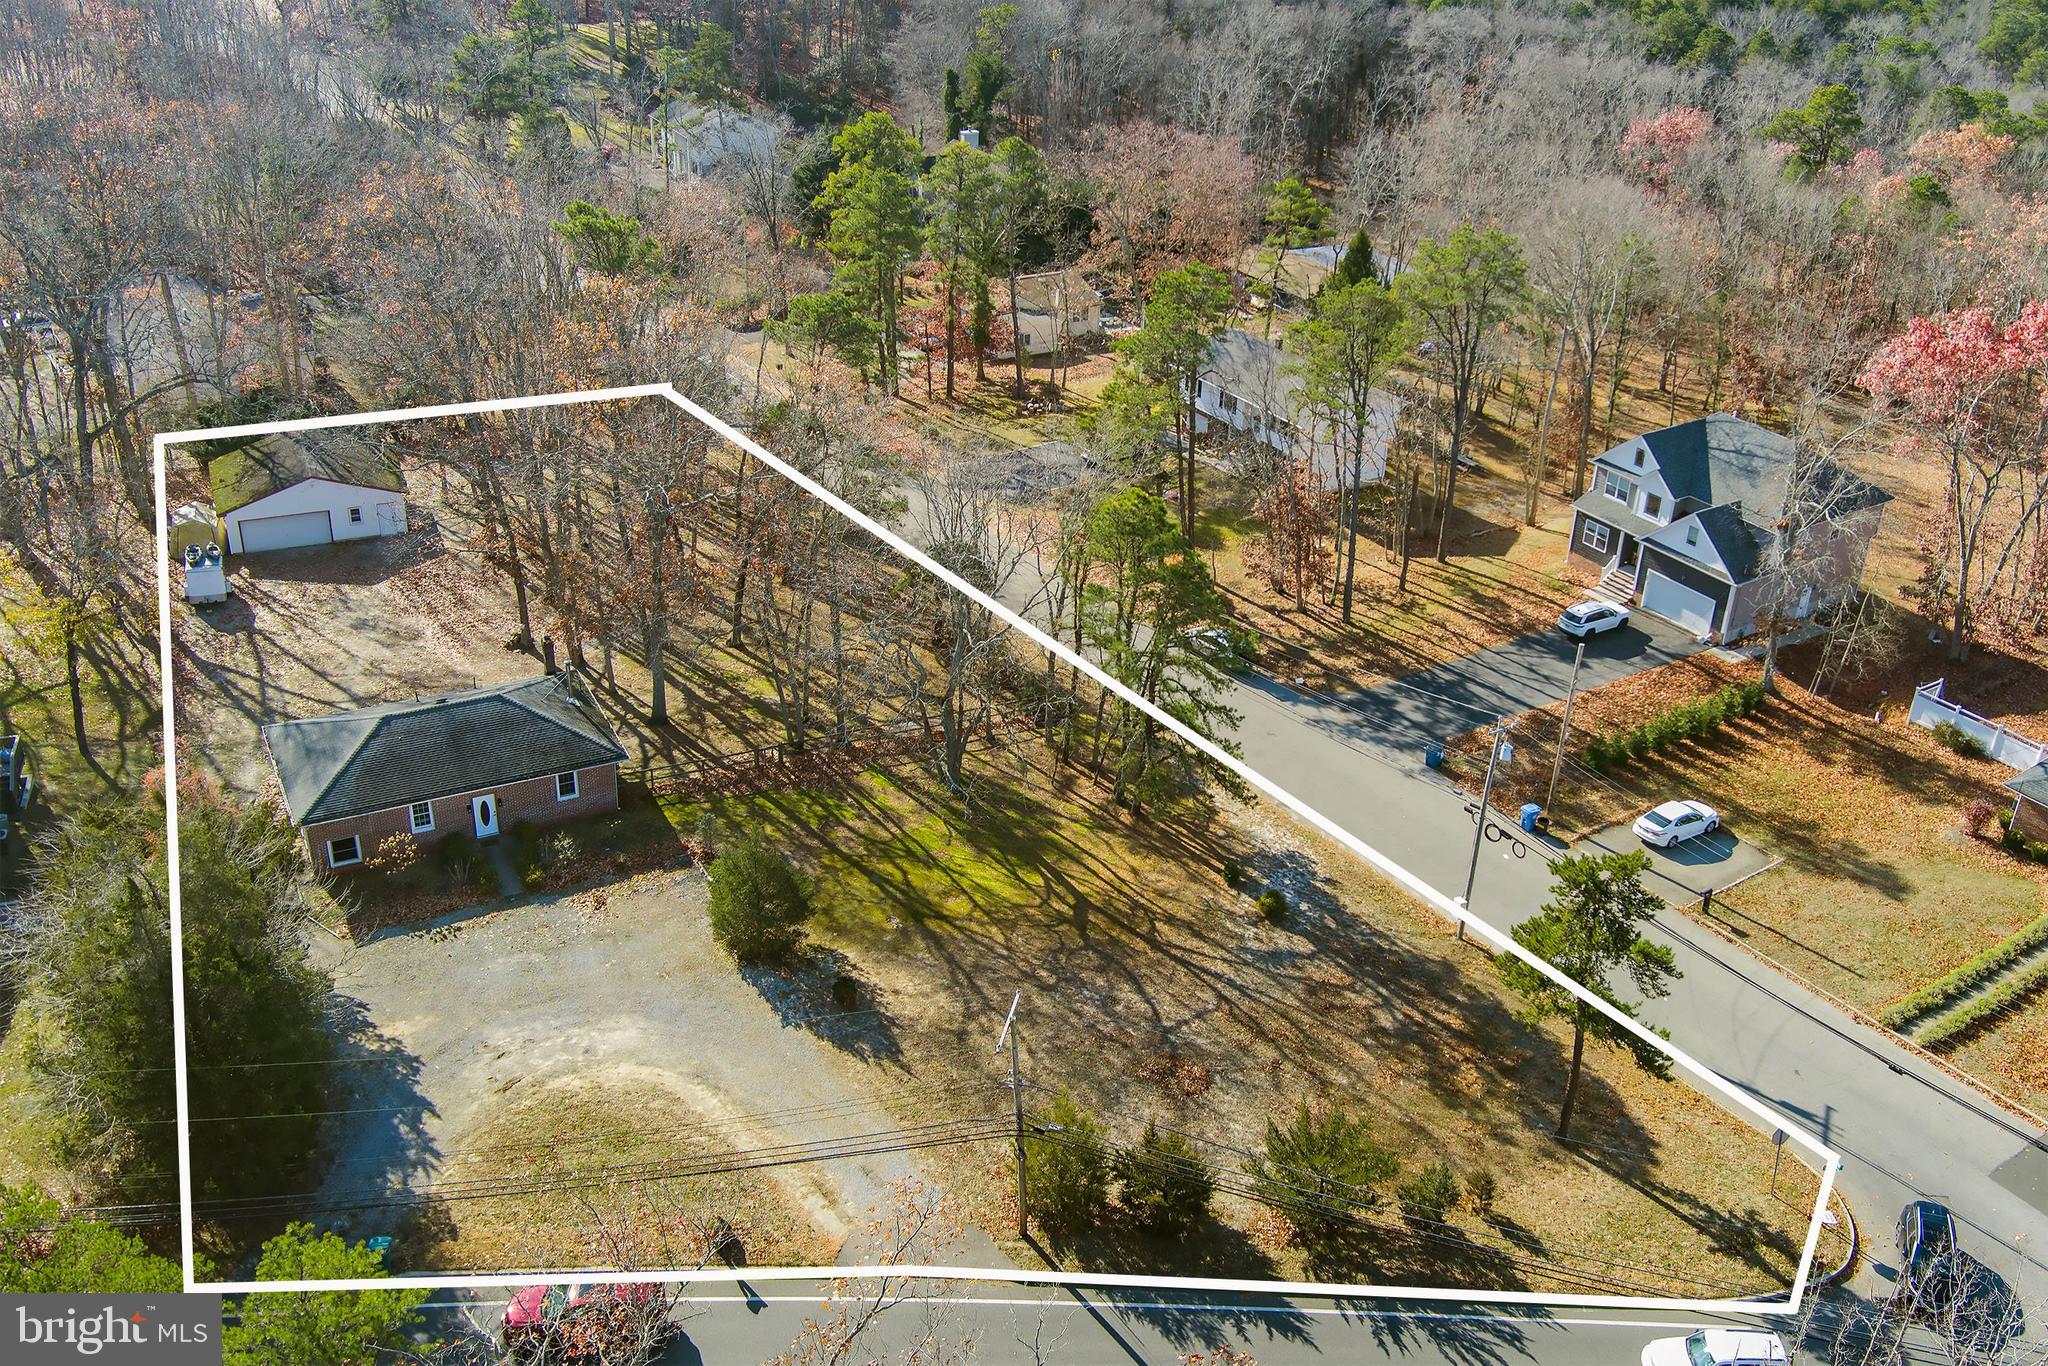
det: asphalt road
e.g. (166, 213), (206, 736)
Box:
(1257, 611), (1705, 764)
(1220, 669), (2048, 1300)
(421, 1285), (1769, 1365)
(1580, 820), (1778, 903)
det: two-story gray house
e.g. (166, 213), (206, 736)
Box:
(1567, 414), (1890, 641)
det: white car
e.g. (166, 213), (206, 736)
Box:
(1641, 1328), (1787, 1366)
(1633, 799), (1721, 847)
(1559, 599), (1630, 638)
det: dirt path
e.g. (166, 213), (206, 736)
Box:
(306, 867), (1009, 1268)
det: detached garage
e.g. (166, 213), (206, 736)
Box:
(210, 430), (407, 556)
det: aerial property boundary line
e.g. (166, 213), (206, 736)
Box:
(151, 381), (1841, 1308)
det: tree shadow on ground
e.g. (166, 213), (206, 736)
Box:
(304, 993), (438, 1247)
(736, 945), (906, 1070)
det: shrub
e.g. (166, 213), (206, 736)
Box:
(511, 821), (545, 888)
(1397, 1161), (1461, 1225)
(1257, 888), (1288, 923)
(2004, 825), (2029, 856)
(1879, 913), (2048, 1028)
(1114, 1123), (1214, 1238)
(1624, 728), (1653, 761)
(1931, 720), (1989, 759)
(437, 832), (496, 895)
(1738, 680), (1768, 714)
(1583, 736), (1613, 772)
(706, 838), (814, 962)
(437, 830), (476, 874)
(1251, 1101), (1399, 1263)
(1962, 799), (1999, 838)
(1999, 807), (2016, 832)
(1222, 860), (1246, 888)
(1465, 1166), (1498, 1216)
(831, 973), (859, 1009)
(1023, 1092), (1110, 1233)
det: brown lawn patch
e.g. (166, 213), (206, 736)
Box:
(689, 736), (1812, 1298)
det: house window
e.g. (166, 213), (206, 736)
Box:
(1219, 392), (1238, 414)
(1633, 447), (1645, 467)
(1582, 521), (1611, 554)
(1643, 493), (1662, 519)
(1600, 469), (1635, 504)
(328, 835), (362, 867)
(1685, 523), (1700, 546)
(409, 801), (433, 834)
(348, 507), (364, 524)
(556, 770), (579, 801)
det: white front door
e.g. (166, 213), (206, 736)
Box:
(471, 794), (499, 839)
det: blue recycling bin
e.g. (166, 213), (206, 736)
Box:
(1424, 744), (1444, 770)
(1519, 803), (1542, 833)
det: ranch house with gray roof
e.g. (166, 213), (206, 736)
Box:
(262, 671), (626, 874)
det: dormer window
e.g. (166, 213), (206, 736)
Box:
(1685, 523), (1699, 547)
(1633, 447), (1645, 467)
(1600, 469), (1635, 504)
(1643, 493), (1662, 520)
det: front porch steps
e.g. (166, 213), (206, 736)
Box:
(1594, 563), (1637, 605)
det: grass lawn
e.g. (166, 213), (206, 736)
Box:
(675, 736), (1813, 1298)
(1455, 655), (2048, 1021)
(397, 1076), (838, 1273)
(1947, 1006), (2048, 1120)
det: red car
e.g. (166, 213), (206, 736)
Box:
(501, 1281), (669, 1363)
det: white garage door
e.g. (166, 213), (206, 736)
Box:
(1641, 567), (1720, 636)
(238, 510), (332, 553)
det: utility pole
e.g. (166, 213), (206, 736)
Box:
(1545, 640), (1586, 815)
(994, 990), (1027, 1237)
(1457, 718), (1509, 943)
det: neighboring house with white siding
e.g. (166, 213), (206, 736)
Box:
(1567, 414), (1890, 642)
(1191, 329), (1398, 490)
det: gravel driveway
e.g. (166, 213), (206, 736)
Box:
(307, 868), (1007, 1268)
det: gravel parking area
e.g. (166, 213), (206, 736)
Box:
(306, 867), (1007, 1270)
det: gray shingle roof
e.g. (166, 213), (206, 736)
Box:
(1598, 413), (1891, 519)
(211, 429), (405, 515)
(1570, 490), (1665, 542)
(1641, 505), (1775, 583)
(262, 671), (626, 825)
(2006, 762), (2048, 807)
(1202, 330), (1306, 415)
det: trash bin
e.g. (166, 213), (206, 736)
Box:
(1424, 744), (1444, 770)
(1519, 803), (1542, 833)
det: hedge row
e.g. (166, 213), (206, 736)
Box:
(1878, 913), (2048, 1029)
(1583, 681), (1767, 773)
(1918, 955), (2048, 1050)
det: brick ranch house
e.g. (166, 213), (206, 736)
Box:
(262, 671), (627, 875)
(1567, 413), (1891, 642)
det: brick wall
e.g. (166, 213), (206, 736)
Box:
(305, 762), (619, 874)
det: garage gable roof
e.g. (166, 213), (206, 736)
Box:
(211, 430), (405, 515)
(262, 671), (626, 825)
(1641, 505), (1771, 582)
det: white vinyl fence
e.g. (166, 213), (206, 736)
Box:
(1908, 678), (2048, 770)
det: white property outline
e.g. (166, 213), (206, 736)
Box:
(153, 382), (1841, 1307)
